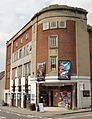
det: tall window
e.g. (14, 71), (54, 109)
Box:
(50, 56), (56, 71)
(24, 62), (31, 76)
(26, 33), (28, 40)
(19, 49), (22, 59)
(16, 42), (18, 48)
(18, 65), (22, 78)
(24, 47), (26, 57)
(21, 38), (23, 43)
(50, 36), (57, 47)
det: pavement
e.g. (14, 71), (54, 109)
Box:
(0, 106), (91, 117)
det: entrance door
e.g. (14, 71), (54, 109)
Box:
(23, 94), (27, 108)
(51, 91), (53, 106)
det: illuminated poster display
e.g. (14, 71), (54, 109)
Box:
(37, 62), (46, 81)
(58, 60), (71, 80)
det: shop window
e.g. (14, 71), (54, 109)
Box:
(43, 22), (49, 30)
(50, 21), (57, 29)
(58, 21), (66, 28)
(49, 36), (57, 47)
(50, 56), (56, 71)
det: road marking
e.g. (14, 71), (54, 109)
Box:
(30, 115), (35, 118)
(6, 112), (9, 113)
(27, 115), (32, 118)
(61, 113), (92, 119)
(38, 116), (42, 118)
(0, 116), (6, 119)
(57, 118), (63, 119)
(17, 114), (20, 116)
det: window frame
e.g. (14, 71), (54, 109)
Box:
(43, 22), (49, 30)
(25, 33), (28, 40)
(49, 35), (58, 48)
(16, 42), (18, 48)
(50, 21), (57, 29)
(58, 21), (66, 28)
(21, 38), (23, 43)
(50, 56), (57, 72)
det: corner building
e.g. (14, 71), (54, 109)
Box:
(5, 5), (91, 109)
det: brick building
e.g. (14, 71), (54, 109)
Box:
(4, 4), (91, 109)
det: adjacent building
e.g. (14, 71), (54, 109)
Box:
(4, 4), (92, 109)
(0, 71), (5, 105)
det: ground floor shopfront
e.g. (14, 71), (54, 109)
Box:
(37, 82), (77, 109)
(4, 78), (91, 110)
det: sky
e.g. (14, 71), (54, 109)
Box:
(0, 0), (92, 72)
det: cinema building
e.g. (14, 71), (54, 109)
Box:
(4, 4), (91, 109)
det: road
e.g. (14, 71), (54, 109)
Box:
(0, 109), (92, 119)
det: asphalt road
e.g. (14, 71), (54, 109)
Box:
(0, 109), (92, 119)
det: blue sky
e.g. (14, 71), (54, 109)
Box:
(0, 0), (92, 72)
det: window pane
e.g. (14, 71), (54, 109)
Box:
(43, 22), (49, 30)
(50, 36), (57, 47)
(50, 57), (56, 71)
(50, 21), (57, 28)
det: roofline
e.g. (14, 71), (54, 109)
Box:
(6, 4), (88, 45)
(31, 4), (88, 20)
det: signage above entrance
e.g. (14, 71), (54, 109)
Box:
(58, 60), (71, 80)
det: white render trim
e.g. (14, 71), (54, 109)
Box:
(4, 90), (10, 93)
(45, 76), (90, 79)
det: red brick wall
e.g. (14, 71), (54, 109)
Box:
(58, 20), (76, 75)
(5, 44), (11, 89)
(37, 20), (76, 75)
(13, 27), (32, 52)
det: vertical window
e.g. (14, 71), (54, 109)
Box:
(50, 56), (56, 71)
(16, 42), (18, 48)
(50, 36), (57, 47)
(26, 45), (29, 55)
(28, 62), (31, 75)
(26, 33), (28, 40)
(21, 38), (23, 43)
(14, 51), (18, 61)
(24, 62), (31, 76)
(19, 49), (22, 59)
(14, 53), (16, 61)
(50, 21), (57, 29)
(18, 65), (22, 78)
(43, 22), (49, 30)
(24, 47), (26, 57)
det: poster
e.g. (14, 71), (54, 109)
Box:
(37, 62), (46, 81)
(58, 91), (71, 108)
(58, 60), (71, 80)
(39, 103), (44, 112)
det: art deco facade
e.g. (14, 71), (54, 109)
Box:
(4, 4), (91, 109)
